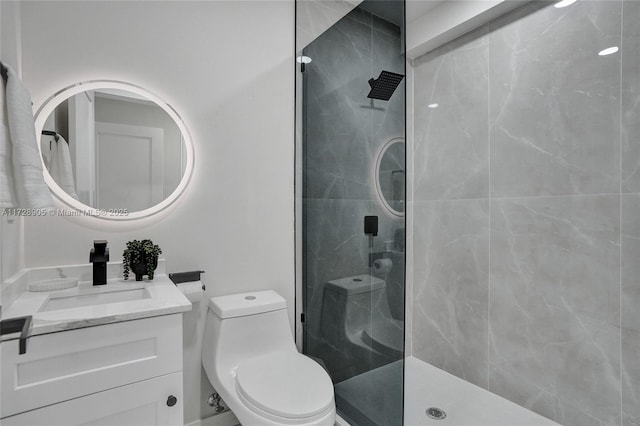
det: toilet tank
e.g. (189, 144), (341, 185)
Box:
(209, 290), (286, 319)
(203, 291), (297, 373)
(321, 275), (385, 343)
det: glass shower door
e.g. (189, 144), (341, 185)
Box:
(295, 1), (406, 424)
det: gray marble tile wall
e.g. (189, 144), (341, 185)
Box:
(302, 4), (406, 384)
(411, 1), (639, 425)
(622, 193), (640, 425)
(621, 7), (640, 422)
(296, 0), (362, 51)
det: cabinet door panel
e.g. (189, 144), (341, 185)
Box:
(1, 314), (182, 417)
(2, 372), (183, 426)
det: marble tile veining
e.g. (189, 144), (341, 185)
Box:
(302, 4), (406, 389)
(622, 0), (640, 193)
(411, 1), (636, 425)
(491, 195), (621, 328)
(489, 1), (621, 197)
(371, 12), (400, 39)
(2, 265), (191, 338)
(305, 11), (371, 99)
(622, 193), (640, 425)
(413, 28), (489, 201)
(372, 27), (405, 143)
(296, 0), (363, 50)
(489, 195), (621, 425)
(622, 193), (640, 333)
(489, 361), (617, 426)
(304, 6), (404, 202)
(622, 328), (640, 426)
(412, 199), (490, 388)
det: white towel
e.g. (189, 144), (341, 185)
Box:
(0, 67), (18, 208)
(48, 135), (78, 200)
(1, 63), (54, 209)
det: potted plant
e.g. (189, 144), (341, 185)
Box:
(122, 239), (162, 281)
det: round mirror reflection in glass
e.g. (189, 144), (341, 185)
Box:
(375, 137), (405, 216)
(35, 81), (193, 220)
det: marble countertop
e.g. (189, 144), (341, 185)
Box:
(1, 266), (192, 341)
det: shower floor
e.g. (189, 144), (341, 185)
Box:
(334, 357), (560, 426)
(404, 356), (560, 426)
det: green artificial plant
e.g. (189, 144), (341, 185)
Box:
(122, 239), (162, 280)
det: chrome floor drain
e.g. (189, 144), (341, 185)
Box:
(426, 407), (447, 420)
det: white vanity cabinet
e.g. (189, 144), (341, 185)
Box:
(1, 314), (185, 426)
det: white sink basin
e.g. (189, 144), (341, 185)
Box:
(1, 262), (193, 339)
(40, 287), (151, 312)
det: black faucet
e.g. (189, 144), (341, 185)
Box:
(89, 240), (109, 285)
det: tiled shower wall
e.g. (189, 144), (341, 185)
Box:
(303, 6), (405, 381)
(411, 1), (639, 425)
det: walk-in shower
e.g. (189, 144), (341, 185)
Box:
(296, 1), (639, 425)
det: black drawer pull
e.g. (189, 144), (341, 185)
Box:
(0, 316), (32, 355)
(167, 395), (177, 407)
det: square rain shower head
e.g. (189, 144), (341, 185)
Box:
(367, 70), (404, 101)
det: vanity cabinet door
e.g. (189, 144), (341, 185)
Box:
(1, 314), (182, 417)
(1, 371), (183, 426)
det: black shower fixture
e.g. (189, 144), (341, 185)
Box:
(367, 70), (404, 101)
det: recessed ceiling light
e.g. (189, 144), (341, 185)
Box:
(554, 0), (577, 8)
(296, 56), (312, 64)
(428, 103), (439, 108)
(598, 46), (619, 56)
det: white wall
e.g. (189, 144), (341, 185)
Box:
(0, 0), (21, 72)
(15, 1), (294, 424)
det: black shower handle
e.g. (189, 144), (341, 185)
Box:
(364, 216), (378, 237)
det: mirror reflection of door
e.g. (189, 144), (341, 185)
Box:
(68, 91), (95, 206)
(38, 85), (187, 214)
(95, 122), (163, 211)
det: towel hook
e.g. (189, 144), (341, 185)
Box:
(42, 130), (61, 143)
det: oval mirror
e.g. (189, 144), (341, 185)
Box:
(34, 81), (194, 220)
(375, 137), (405, 216)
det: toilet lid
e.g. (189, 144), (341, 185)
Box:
(236, 351), (334, 419)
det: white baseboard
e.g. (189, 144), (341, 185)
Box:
(185, 411), (239, 426)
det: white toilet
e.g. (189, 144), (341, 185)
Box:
(202, 290), (336, 426)
(318, 275), (403, 382)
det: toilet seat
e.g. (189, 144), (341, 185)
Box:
(235, 351), (334, 420)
